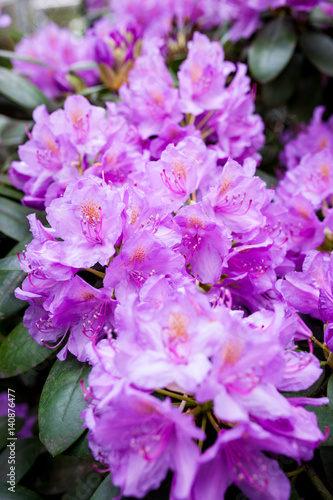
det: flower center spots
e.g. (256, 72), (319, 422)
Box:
(191, 64), (202, 83)
(151, 90), (164, 107)
(296, 204), (310, 220)
(219, 176), (233, 196)
(186, 215), (206, 229)
(79, 290), (96, 301)
(171, 159), (186, 178)
(167, 313), (189, 342)
(129, 245), (147, 264)
(80, 200), (101, 226)
(319, 136), (328, 149)
(134, 402), (158, 415)
(130, 205), (140, 225)
(221, 339), (243, 366)
(106, 151), (118, 166)
(45, 135), (58, 153)
(319, 162), (330, 180)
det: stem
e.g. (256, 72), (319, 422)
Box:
(84, 268), (106, 279)
(155, 389), (197, 405)
(186, 113), (195, 125)
(311, 336), (331, 356)
(201, 127), (214, 140)
(206, 411), (220, 433)
(198, 413), (207, 451)
(304, 464), (333, 500)
(286, 465), (305, 477)
(196, 110), (215, 130)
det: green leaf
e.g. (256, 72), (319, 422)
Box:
(0, 185), (23, 201)
(0, 49), (50, 67)
(0, 270), (25, 320)
(255, 170), (278, 189)
(306, 405), (333, 446)
(0, 322), (53, 378)
(65, 430), (92, 457)
(33, 454), (96, 496)
(0, 437), (43, 483)
(262, 53), (302, 107)
(0, 417), (24, 450)
(0, 235), (32, 320)
(300, 31), (333, 76)
(0, 67), (50, 110)
(327, 374), (333, 410)
(0, 483), (43, 500)
(248, 18), (297, 83)
(91, 474), (121, 500)
(0, 255), (22, 271)
(39, 358), (91, 456)
(68, 60), (99, 72)
(0, 196), (32, 241)
(320, 447), (333, 489)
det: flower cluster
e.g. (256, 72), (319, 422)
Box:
(12, 32), (332, 500)
(10, 33), (264, 209)
(13, 23), (98, 99)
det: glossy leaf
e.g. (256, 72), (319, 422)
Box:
(0, 270), (26, 320)
(0, 255), (22, 271)
(0, 322), (52, 378)
(306, 405), (333, 446)
(39, 358), (91, 456)
(300, 31), (333, 76)
(65, 430), (92, 458)
(0, 437), (43, 483)
(262, 53), (302, 107)
(0, 196), (32, 241)
(0, 49), (49, 67)
(248, 18), (297, 83)
(320, 447), (333, 489)
(91, 474), (121, 500)
(0, 67), (50, 110)
(328, 374), (333, 410)
(0, 483), (43, 500)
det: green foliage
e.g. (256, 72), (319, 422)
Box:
(0, 322), (53, 378)
(39, 358), (91, 456)
(0, 67), (50, 110)
(248, 18), (297, 83)
(300, 31), (333, 77)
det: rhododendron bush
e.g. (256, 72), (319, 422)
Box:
(2, 1), (333, 499)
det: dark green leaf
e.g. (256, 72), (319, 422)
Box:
(0, 196), (32, 241)
(0, 49), (49, 67)
(306, 405), (333, 446)
(327, 374), (333, 410)
(289, 487), (300, 500)
(65, 430), (92, 457)
(0, 235), (32, 320)
(248, 18), (297, 83)
(320, 447), (333, 489)
(255, 170), (278, 189)
(0, 483), (43, 500)
(0, 417), (24, 450)
(0, 67), (50, 110)
(39, 358), (91, 456)
(0, 255), (22, 271)
(262, 53), (302, 107)
(69, 60), (99, 72)
(0, 185), (23, 201)
(32, 453), (96, 496)
(91, 474), (121, 500)
(0, 323), (52, 378)
(0, 270), (25, 320)
(0, 437), (43, 483)
(300, 31), (333, 76)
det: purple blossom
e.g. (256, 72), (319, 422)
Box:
(13, 23), (98, 99)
